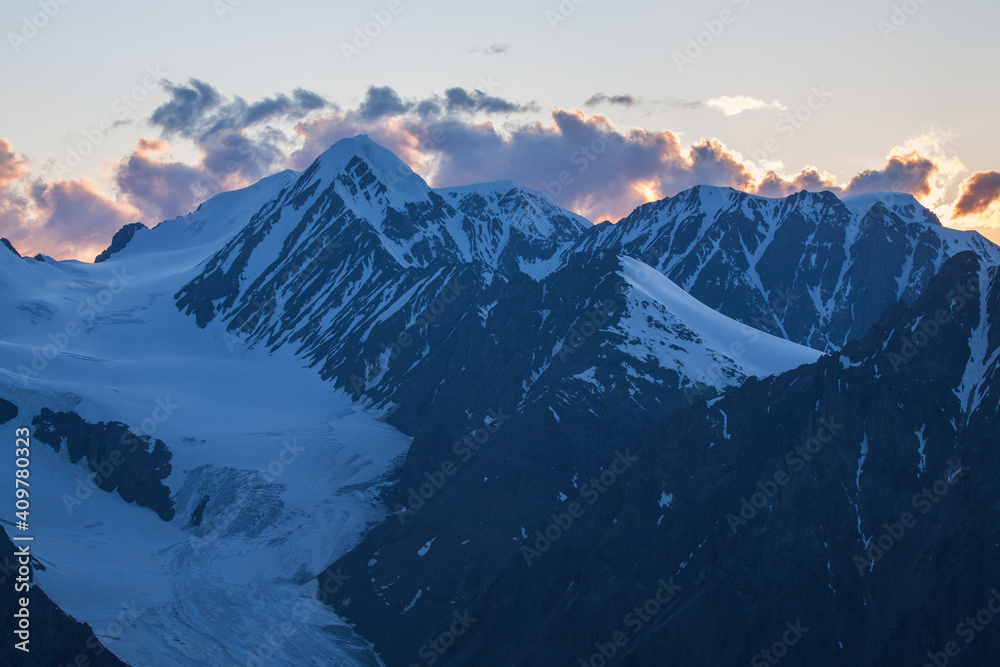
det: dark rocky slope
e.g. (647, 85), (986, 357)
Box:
(321, 251), (1000, 666)
(1, 527), (129, 667)
(31, 409), (175, 521)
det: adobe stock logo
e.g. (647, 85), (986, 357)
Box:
(888, 275), (979, 373)
(16, 268), (136, 386)
(853, 460), (968, 575)
(922, 589), (1000, 667)
(408, 611), (478, 667)
(878, 0), (933, 40)
(545, 0), (589, 32)
(726, 416), (844, 534)
(521, 450), (639, 567)
(577, 577), (683, 666)
(751, 620), (810, 666)
(540, 134), (611, 202)
(52, 67), (168, 179)
(340, 0), (415, 62)
(213, 0), (246, 20)
(7, 0), (73, 53)
(673, 0), (754, 72)
(392, 408), (511, 524)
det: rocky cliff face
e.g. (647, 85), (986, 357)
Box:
(32, 409), (175, 521)
(94, 223), (147, 264)
(319, 252), (1000, 666)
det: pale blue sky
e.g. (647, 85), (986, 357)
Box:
(1, 0), (998, 258)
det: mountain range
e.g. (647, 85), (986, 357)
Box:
(1, 135), (998, 666)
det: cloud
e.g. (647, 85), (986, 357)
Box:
(151, 79), (329, 139)
(469, 43), (509, 55)
(131, 82), (538, 212)
(0, 145), (34, 245)
(585, 94), (641, 108)
(247, 100), (996, 228)
(0, 139), (139, 259)
(358, 86), (413, 120)
(586, 94), (786, 116)
(243, 88), (327, 126)
(0, 139), (31, 188)
(885, 132), (966, 208)
(114, 139), (212, 222)
(701, 96), (787, 117)
(749, 131), (967, 214)
(149, 79), (224, 138)
(287, 113), (426, 173)
(2, 81), (333, 259)
(389, 109), (756, 222)
(394, 117), (988, 227)
(842, 152), (938, 198)
(286, 85), (540, 170)
(35, 178), (138, 242)
(754, 168), (838, 199)
(443, 88), (537, 115)
(952, 171), (1000, 218)
(356, 85), (536, 119)
(114, 81), (332, 219)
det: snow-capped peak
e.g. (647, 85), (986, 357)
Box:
(309, 134), (430, 203)
(841, 192), (941, 226)
(439, 181), (590, 239)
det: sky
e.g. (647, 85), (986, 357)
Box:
(1, 0), (999, 261)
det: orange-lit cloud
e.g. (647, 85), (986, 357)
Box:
(633, 180), (662, 203)
(0, 139), (31, 187)
(30, 178), (140, 260)
(746, 132), (973, 230)
(115, 137), (234, 222)
(0, 139), (140, 259)
(843, 151), (937, 199)
(754, 167), (838, 198)
(952, 171), (1000, 218)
